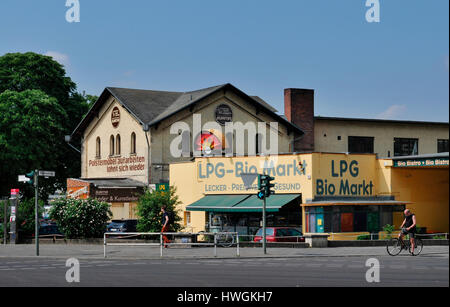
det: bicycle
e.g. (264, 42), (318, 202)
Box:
(386, 234), (423, 256)
(216, 232), (235, 248)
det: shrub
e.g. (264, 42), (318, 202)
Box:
(49, 198), (112, 239)
(16, 198), (45, 237)
(136, 186), (182, 233)
(382, 224), (395, 239)
(357, 234), (371, 240)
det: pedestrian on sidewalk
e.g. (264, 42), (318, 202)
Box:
(161, 206), (171, 248)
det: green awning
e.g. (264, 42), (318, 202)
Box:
(186, 194), (250, 212)
(186, 194), (301, 213)
(233, 194), (301, 212)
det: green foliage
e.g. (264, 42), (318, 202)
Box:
(0, 52), (93, 198)
(0, 89), (67, 198)
(432, 235), (446, 239)
(357, 234), (371, 240)
(49, 198), (112, 239)
(16, 197), (45, 237)
(0, 200), (10, 240)
(136, 187), (183, 233)
(383, 224), (395, 239)
(0, 52), (76, 104)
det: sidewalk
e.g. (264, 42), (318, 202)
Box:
(0, 244), (448, 260)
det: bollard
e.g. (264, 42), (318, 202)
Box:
(236, 233), (240, 257)
(160, 233), (163, 257)
(214, 233), (217, 257)
(103, 233), (107, 258)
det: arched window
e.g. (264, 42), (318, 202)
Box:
(130, 132), (136, 154)
(96, 137), (101, 158)
(116, 134), (121, 156)
(110, 135), (115, 156)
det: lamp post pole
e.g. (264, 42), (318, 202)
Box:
(34, 170), (39, 256)
(262, 195), (267, 255)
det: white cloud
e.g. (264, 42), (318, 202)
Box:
(44, 51), (70, 67)
(377, 104), (407, 119)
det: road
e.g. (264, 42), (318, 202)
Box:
(0, 253), (448, 287)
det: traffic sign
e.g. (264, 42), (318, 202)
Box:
(18, 175), (31, 183)
(38, 170), (55, 177)
(10, 189), (19, 196)
(240, 173), (258, 189)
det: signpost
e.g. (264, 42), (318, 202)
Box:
(9, 189), (19, 244)
(240, 173), (275, 255)
(21, 170), (55, 256)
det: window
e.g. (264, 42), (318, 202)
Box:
(184, 211), (191, 226)
(95, 137), (101, 158)
(109, 135), (115, 156)
(437, 139), (449, 153)
(255, 133), (262, 155)
(394, 138), (418, 156)
(348, 136), (374, 154)
(131, 132), (136, 154)
(116, 134), (121, 156)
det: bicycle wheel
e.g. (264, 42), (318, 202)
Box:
(409, 238), (423, 256)
(217, 233), (234, 247)
(387, 238), (402, 256)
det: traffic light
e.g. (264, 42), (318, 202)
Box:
(265, 176), (275, 198)
(25, 171), (35, 185)
(257, 175), (275, 199)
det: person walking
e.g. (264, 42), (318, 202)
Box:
(161, 206), (171, 248)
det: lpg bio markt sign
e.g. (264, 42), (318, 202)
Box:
(88, 156), (146, 173)
(197, 157), (308, 194)
(315, 159), (375, 197)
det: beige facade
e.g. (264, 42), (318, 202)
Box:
(79, 86), (297, 186)
(314, 118), (449, 157)
(81, 96), (149, 183)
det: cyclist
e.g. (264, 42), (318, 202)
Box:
(399, 209), (417, 255)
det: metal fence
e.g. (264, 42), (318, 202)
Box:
(103, 231), (240, 258)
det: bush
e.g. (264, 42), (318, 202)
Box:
(49, 198), (112, 239)
(357, 234), (371, 240)
(136, 186), (182, 233)
(382, 224), (395, 239)
(16, 198), (45, 237)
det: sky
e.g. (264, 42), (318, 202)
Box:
(0, 0), (448, 122)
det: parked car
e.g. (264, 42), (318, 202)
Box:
(253, 227), (305, 243)
(107, 219), (137, 233)
(37, 222), (63, 236)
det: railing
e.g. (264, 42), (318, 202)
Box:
(236, 234), (306, 243)
(103, 232), (239, 258)
(328, 232), (449, 240)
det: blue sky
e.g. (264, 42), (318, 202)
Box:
(1, 0), (448, 121)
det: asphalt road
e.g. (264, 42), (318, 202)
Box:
(0, 253), (447, 287)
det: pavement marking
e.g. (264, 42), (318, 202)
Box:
(347, 264), (364, 268)
(389, 265), (408, 269)
(433, 267), (449, 271)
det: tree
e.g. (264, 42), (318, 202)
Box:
(136, 187), (183, 233)
(49, 198), (112, 239)
(0, 90), (68, 197)
(0, 52), (93, 198)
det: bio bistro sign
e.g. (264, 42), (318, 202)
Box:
(394, 158), (449, 168)
(315, 159), (374, 197)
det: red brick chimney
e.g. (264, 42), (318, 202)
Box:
(284, 88), (315, 152)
